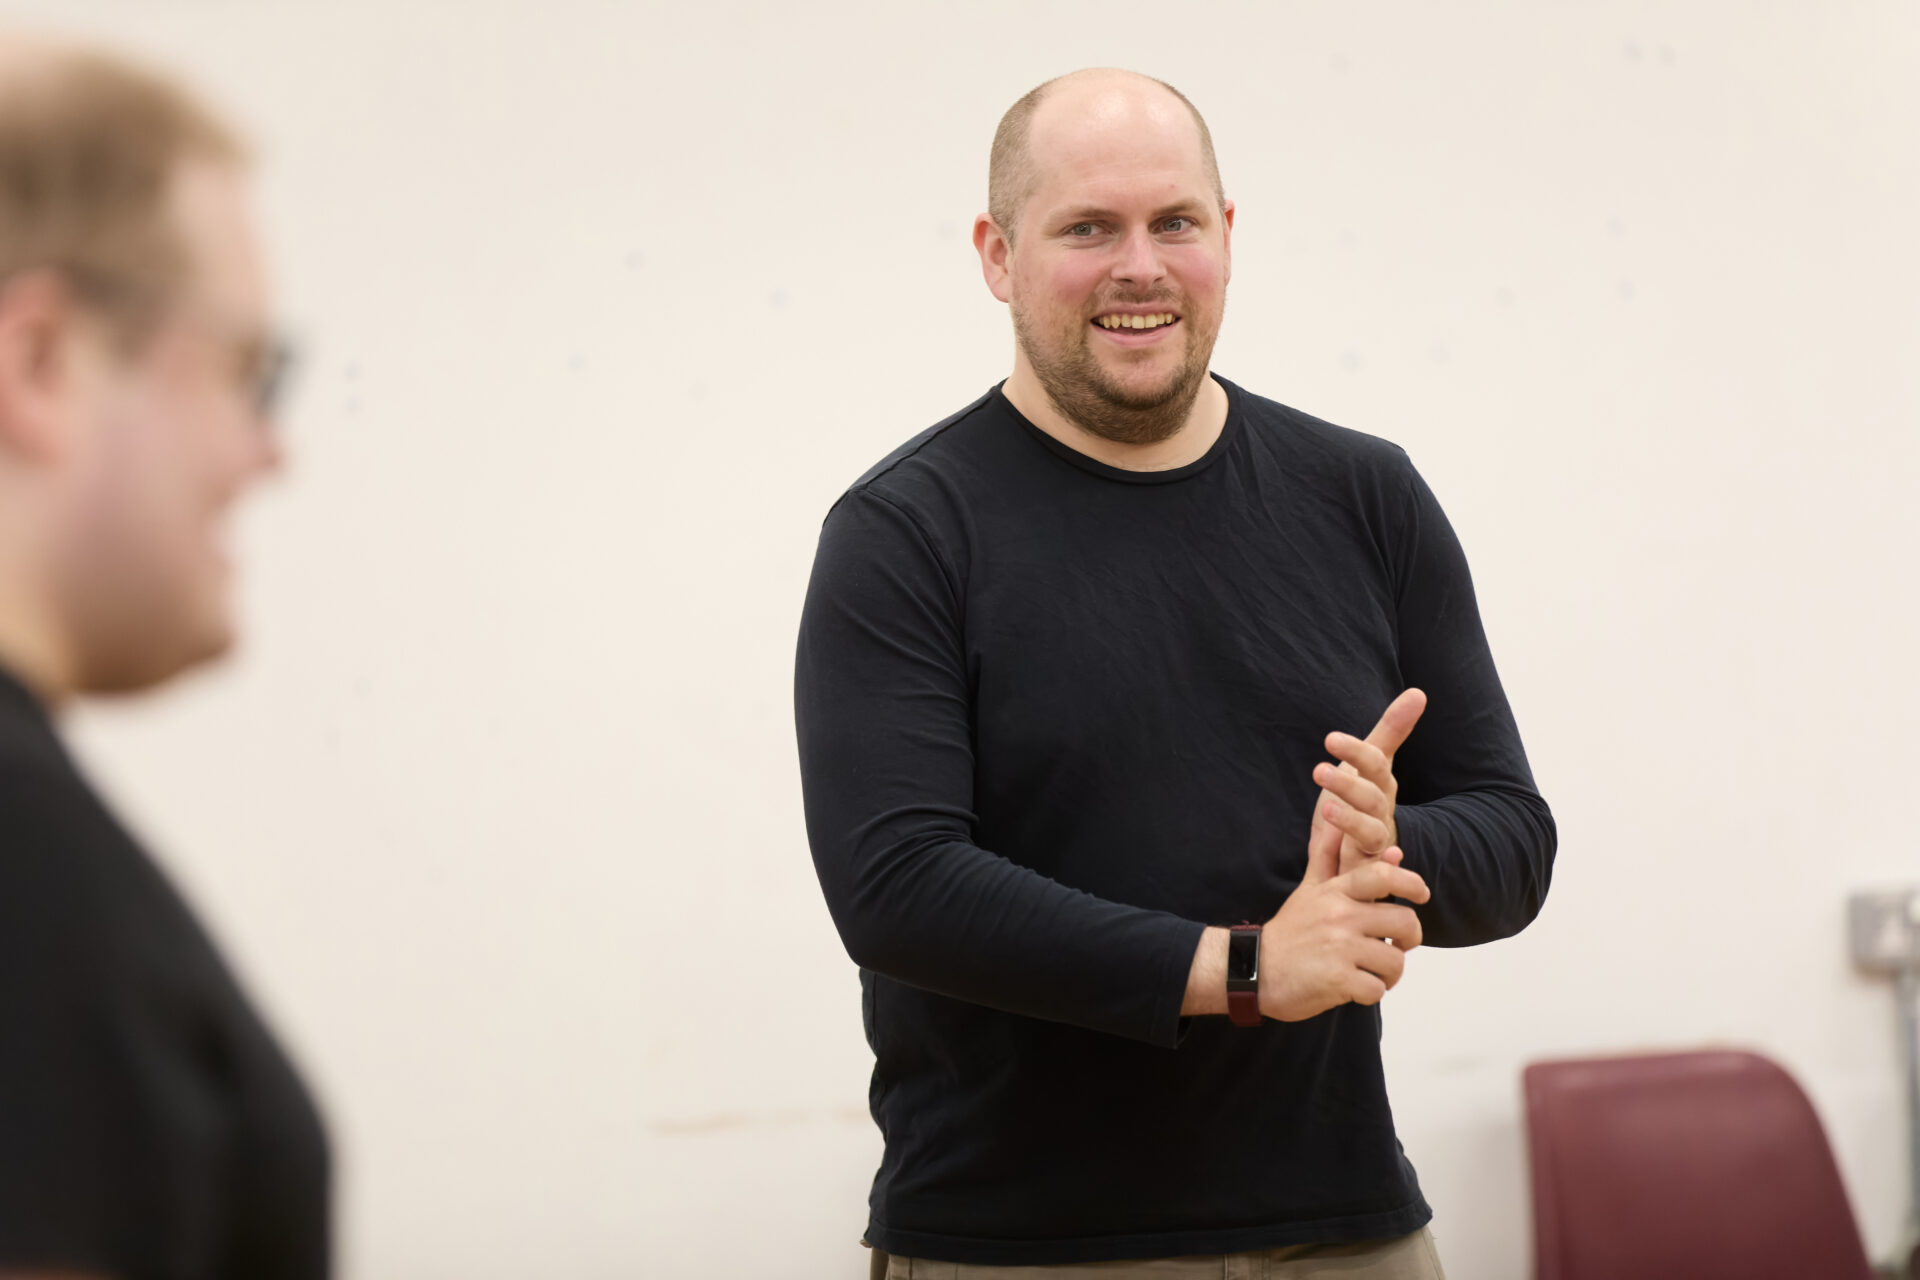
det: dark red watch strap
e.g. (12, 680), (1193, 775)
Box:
(1227, 923), (1262, 1027)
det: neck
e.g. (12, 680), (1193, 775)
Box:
(1002, 360), (1229, 473)
(0, 551), (75, 710)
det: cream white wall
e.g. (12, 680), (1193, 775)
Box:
(2, 1), (1914, 1276)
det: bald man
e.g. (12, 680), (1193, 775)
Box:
(796, 70), (1555, 1278)
(0, 33), (326, 1278)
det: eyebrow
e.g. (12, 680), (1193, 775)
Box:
(1054, 199), (1210, 224)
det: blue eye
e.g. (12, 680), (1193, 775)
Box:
(1163, 217), (1191, 233)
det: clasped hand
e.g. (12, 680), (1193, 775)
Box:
(1311, 687), (1426, 876)
(1260, 689), (1431, 1023)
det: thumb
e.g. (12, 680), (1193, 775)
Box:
(1304, 799), (1342, 884)
(1366, 687), (1429, 759)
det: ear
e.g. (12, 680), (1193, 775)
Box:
(1219, 198), (1235, 286)
(0, 271), (89, 465)
(973, 213), (1014, 304)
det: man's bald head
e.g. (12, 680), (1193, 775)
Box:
(988, 69), (1224, 245)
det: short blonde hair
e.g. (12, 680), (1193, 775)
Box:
(988, 70), (1224, 245)
(0, 35), (248, 334)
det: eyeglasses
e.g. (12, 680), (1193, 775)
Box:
(256, 337), (295, 421)
(201, 319), (296, 421)
(126, 289), (298, 425)
(4, 264), (297, 421)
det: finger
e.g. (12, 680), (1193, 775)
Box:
(1337, 840), (1379, 881)
(1361, 903), (1425, 950)
(1366, 687), (1428, 759)
(1348, 969), (1390, 1007)
(1319, 795), (1393, 853)
(1304, 795), (1343, 884)
(1312, 761), (1387, 819)
(1344, 855), (1430, 905)
(1338, 838), (1382, 878)
(1324, 733), (1393, 791)
(1357, 938), (1408, 989)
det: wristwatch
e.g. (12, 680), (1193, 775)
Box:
(1227, 923), (1262, 1027)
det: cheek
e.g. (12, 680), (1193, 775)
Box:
(88, 402), (226, 558)
(93, 437), (190, 557)
(1171, 250), (1230, 304)
(1013, 256), (1106, 318)
(145, 373), (257, 490)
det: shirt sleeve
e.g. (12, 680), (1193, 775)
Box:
(1384, 461), (1559, 947)
(795, 487), (1205, 1048)
(0, 756), (217, 1275)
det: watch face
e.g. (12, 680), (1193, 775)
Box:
(1227, 929), (1259, 984)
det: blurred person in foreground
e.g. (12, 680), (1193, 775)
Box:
(796, 69), (1555, 1278)
(0, 30), (327, 1279)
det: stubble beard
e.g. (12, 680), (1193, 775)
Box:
(1011, 291), (1224, 447)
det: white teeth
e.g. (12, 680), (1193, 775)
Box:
(1097, 312), (1177, 330)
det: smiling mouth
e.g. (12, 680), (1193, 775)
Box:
(1093, 312), (1180, 332)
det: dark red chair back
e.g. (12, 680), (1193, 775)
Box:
(1524, 1049), (1874, 1280)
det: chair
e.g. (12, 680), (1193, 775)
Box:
(1523, 1048), (1876, 1280)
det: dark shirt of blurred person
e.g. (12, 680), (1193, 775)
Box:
(0, 30), (328, 1279)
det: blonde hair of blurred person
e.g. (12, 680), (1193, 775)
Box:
(0, 29), (283, 702)
(0, 31), (328, 1280)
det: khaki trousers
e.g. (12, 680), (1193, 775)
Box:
(873, 1228), (1446, 1279)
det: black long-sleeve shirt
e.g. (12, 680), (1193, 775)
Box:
(795, 378), (1555, 1265)
(0, 666), (330, 1278)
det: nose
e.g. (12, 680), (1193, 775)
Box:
(1110, 226), (1166, 288)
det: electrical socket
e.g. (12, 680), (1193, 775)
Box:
(1849, 888), (1920, 974)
